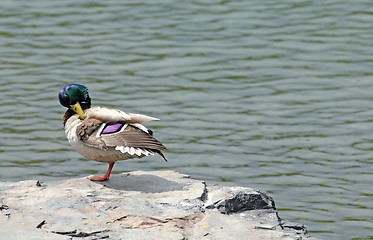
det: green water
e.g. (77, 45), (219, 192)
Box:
(1, 1), (373, 239)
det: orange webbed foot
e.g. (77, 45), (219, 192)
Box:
(89, 175), (109, 181)
(89, 162), (115, 182)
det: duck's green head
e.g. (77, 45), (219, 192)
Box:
(59, 84), (91, 119)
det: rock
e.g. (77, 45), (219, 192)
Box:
(0, 170), (320, 240)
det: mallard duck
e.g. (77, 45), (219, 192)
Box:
(58, 84), (167, 181)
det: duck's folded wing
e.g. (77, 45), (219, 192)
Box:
(78, 120), (167, 160)
(76, 114), (167, 160)
(101, 124), (166, 151)
(101, 123), (167, 161)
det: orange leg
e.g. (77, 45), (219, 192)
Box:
(89, 162), (115, 181)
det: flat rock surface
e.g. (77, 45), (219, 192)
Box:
(0, 170), (320, 240)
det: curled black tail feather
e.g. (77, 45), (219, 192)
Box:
(155, 150), (168, 162)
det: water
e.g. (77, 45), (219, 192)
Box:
(1, 0), (373, 239)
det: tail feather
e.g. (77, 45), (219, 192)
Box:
(155, 150), (168, 162)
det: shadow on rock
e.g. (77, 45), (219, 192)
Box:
(95, 173), (185, 193)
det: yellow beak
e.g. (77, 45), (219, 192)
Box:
(70, 103), (85, 120)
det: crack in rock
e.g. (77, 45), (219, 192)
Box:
(52, 229), (109, 238)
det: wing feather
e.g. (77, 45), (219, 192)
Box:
(101, 124), (166, 151)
